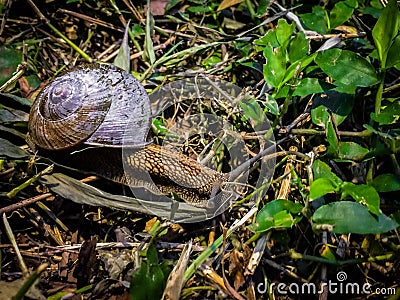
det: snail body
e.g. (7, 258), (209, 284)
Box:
(27, 63), (228, 207)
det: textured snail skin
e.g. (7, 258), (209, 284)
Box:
(27, 63), (227, 207)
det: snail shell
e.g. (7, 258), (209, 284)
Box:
(27, 63), (151, 150)
(27, 63), (230, 209)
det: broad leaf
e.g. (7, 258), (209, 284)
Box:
(130, 245), (166, 300)
(312, 91), (354, 125)
(371, 174), (400, 192)
(329, 0), (358, 29)
(254, 29), (279, 48)
(311, 105), (328, 127)
(288, 31), (309, 63)
(279, 53), (316, 89)
(293, 78), (324, 97)
(338, 142), (369, 161)
(315, 49), (379, 87)
(372, 0), (399, 68)
(300, 6), (328, 34)
(370, 101), (400, 125)
(340, 182), (380, 216)
(310, 178), (339, 200)
(326, 118), (339, 156)
(248, 199), (303, 232)
(386, 35), (400, 68)
(313, 201), (398, 234)
(312, 160), (343, 185)
(264, 94), (279, 115)
(275, 19), (295, 50)
(263, 44), (286, 88)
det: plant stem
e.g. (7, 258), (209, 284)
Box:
(244, 0), (256, 20)
(375, 71), (385, 114)
(290, 128), (373, 137)
(289, 249), (395, 265)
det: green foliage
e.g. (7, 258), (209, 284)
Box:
(248, 199), (303, 232)
(329, 0), (358, 29)
(310, 160), (381, 215)
(2, 0), (400, 296)
(315, 49), (379, 89)
(300, 6), (328, 34)
(312, 201), (398, 234)
(370, 100), (400, 125)
(371, 174), (400, 192)
(130, 245), (169, 300)
(255, 18), (313, 97)
(301, 0), (357, 33)
(372, 0), (399, 69)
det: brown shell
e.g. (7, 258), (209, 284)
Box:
(27, 63), (151, 150)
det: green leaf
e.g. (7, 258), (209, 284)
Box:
(332, 82), (358, 94)
(338, 142), (369, 161)
(386, 35), (400, 68)
(0, 138), (29, 159)
(275, 19), (295, 50)
(371, 174), (400, 192)
(372, 0), (399, 68)
(152, 118), (168, 135)
(235, 41), (252, 56)
(312, 91), (354, 125)
(249, 199), (303, 232)
(130, 245), (166, 300)
(0, 92), (32, 107)
(293, 78), (324, 97)
(256, 0), (270, 16)
(312, 160), (343, 185)
(113, 23), (131, 72)
(288, 31), (309, 63)
(300, 6), (328, 34)
(312, 201), (398, 234)
(263, 44), (286, 88)
(326, 119), (339, 156)
(187, 5), (212, 13)
(370, 101), (400, 125)
(264, 94), (279, 115)
(315, 49), (379, 87)
(310, 178), (340, 200)
(311, 105), (328, 127)
(340, 182), (380, 215)
(279, 53), (316, 90)
(254, 29), (279, 48)
(329, 0), (358, 29)
(239, 97), (266, 125)
(131, 23), (144, 37)
(144, 0), (156, 64)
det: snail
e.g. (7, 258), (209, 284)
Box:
(27, 63), (231, 208)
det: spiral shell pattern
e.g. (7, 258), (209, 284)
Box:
(28, 63), (151, 150)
